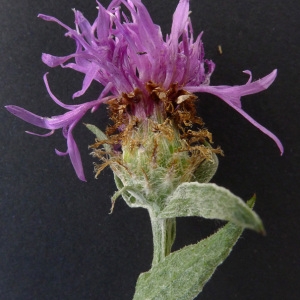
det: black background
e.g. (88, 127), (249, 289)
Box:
(1, 0), (299, 299)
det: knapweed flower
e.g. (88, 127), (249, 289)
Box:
(6, 1), (283, 296)
(6, 0), (283, 183)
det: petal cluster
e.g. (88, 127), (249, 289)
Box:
(6, 0), (283, 181)
(40, 0), (213, 95)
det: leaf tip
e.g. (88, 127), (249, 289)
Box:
(84, 123), (93, 131)
(256, 222), (266, 236)
(246, 193), (257, 209)
(246, 194), (266, 235)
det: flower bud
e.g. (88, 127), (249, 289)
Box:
(90, 82), (222, 209)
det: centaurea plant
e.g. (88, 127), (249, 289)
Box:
(6, 0), (283, 299)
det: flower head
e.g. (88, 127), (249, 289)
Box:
(6, 0), (283, 181)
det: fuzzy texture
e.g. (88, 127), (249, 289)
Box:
(6, 0), (283, 181)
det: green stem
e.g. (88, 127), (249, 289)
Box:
(149, 210), (176, 266)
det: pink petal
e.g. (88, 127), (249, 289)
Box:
(67, 123), (86, 181)
(5, 105), (51, 128)
(43, 73), (80, 110)
(186, 69), (283, 154)
(55, 148), (69, 156)
(26, 129), (55, 137)
(169, 0), (190, 45)
(42, 53), (76, 68)
(74, 10), (93, 44)
(95, 1), (111, 40)
(72, 63), (100, 98)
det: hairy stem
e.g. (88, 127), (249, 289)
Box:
(149, 210), (176, 266)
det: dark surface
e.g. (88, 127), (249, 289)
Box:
(1, 0), (299, 299)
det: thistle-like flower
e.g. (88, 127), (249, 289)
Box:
(6, 0), (283, 183)
(6, 1), (284, 297)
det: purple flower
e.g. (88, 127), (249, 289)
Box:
(6, 0), (283, 181)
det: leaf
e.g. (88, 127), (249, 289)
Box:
(159, 182), (264, 233)
(133, 212), (246, 300)
(85, 123), (111, 152)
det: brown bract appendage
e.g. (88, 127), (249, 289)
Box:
(90, 81), (223, 178)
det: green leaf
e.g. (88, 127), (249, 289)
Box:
(85, 123), (111, 152)
(133, 215), (245, 300)
(159, 182), (264, 233)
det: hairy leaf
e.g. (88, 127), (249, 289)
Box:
(133, 216), (247, 300)
(159, 182), (264, 233)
